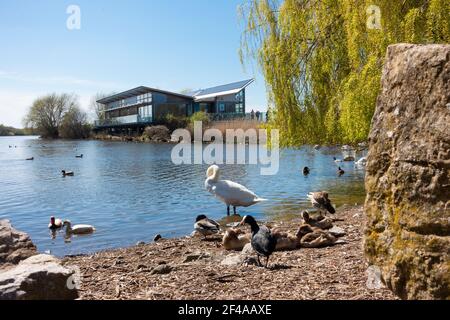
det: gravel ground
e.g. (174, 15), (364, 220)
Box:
(62, 206), (398, 300)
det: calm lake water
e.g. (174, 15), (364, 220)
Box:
(0, 136), (367, 257)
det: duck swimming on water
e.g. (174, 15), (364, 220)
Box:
(303, 167), (310, 176)
(48, 216), (63, 230)
(62, 170), (74, 177)
(205, 165), (266, 216)
(63, 220), (96, 235)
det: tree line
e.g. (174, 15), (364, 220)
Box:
(239, 0), (449, 147)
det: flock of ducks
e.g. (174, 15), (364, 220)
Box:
(195, 164), (344, 268)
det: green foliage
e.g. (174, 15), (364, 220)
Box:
(240, 0), (450, 146)
(189, 111), (210, 127)
(161, 114), (188, 132)
(59, 106), (91, 139)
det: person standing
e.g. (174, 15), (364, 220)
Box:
(251, 109), (255, 120)
(255, 110), (261, 121)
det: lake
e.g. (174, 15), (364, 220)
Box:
(0, 136), (367, 257)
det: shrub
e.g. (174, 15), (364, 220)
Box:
(143, 125), (171, 142)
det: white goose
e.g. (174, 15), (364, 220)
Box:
(63, 220), (96, 235)
(205, 165), (267, 216)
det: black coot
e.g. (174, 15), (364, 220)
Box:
(240, 215), (276, 268)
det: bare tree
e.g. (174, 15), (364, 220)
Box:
(90, 92), (115, 121)
(23, 93), (78, 138)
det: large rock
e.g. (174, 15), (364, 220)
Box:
(0, 220), (36, 266)
(364, 44), (450, 300)
(0, 254), (78, 300)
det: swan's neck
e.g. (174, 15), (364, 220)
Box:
(208, 167), (220, 182)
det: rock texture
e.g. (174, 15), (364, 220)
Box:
(365, 44), (450, 300)
(0, 254), (79, 300)
(0, 220), (36, 266)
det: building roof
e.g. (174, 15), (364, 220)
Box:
(97, 86), (193, 104)
(190, 79), (254, 101)
(97, 79), (254, 104)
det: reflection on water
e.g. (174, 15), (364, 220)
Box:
(0, 136), (367, 257)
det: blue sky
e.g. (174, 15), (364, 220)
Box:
(0, 0), (267, 127)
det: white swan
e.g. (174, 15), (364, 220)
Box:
(205, 165), (267, 216)
(63, 220), (96, 235)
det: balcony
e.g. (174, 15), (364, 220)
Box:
(94, 115), (153, 128)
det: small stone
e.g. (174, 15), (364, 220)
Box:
(220, 254), (243, 266)
(241, 243), (255, 256)
(136, 241), (145, 246)
(153, 234), (162, 242)
(328, 226), (347, 237)
(150, 265), (173, 275)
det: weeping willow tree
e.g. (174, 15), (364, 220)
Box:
(239, 0), (450, 146)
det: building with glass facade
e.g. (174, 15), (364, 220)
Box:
(94, 79), (254, 131)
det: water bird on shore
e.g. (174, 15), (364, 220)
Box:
(296, 224), (337, 248)
(194, 215), (220, 240)
(48, 216), (63, 230)
(205, 165), (267, 216)
(63, 220), (96, 235)
(26, 157), (34, 161)
(76, 154), (83, 158)
(338, 167), (345, 176)
(222, 228), (251, 251)
(61, 170), (74, 177)
(301, 211), (333, 230)
(240, 215), (276, 268)
(271, 229), (299, 251)
(303, 167), (310, 176)
(307, 192), (336, 216)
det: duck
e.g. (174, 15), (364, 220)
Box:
(296, 224), (337, 248)
(63, 220), (96, 235)
(338, 167), (345, 176)
(333, 157), (343, 163)
(307, 192), (336, 216)
(205, 165), (267, 216)
(222, 228), (251, 251)
(240, 215), (276, 268)
(303, 167), (310, 176)
(271, 228), (299, 251)
(61, 170), (74, 177)
(301, 211), (333, 230)
(26, 157), (34, 161)
(48, 216), (63, 230)
(314, 145), (321, 150)
(75, 154), (83, 158)
(194, 215), (220, 239)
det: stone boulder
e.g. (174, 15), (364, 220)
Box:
(0, 220), (36, 266)
(364, 44), (450, 300)
(0, 254), (79, 300)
